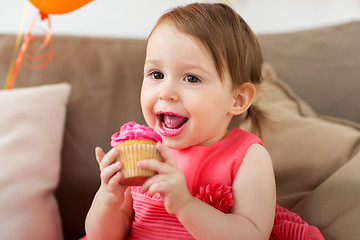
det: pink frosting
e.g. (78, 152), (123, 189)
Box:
(111, 121), (162, 147)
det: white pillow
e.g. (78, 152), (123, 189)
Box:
(0, 83), (71, 240)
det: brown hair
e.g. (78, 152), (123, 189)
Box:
(148, 3), (264, 135)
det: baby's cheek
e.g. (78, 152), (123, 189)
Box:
(143, 110), (156, 129)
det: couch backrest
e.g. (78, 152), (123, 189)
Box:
(0, 21), (359, 240)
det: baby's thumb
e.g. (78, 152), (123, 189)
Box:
(157, 142), (177, 167)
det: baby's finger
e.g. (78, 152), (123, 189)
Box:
(107, 172), (122, 191)
(100, 161), (122, 184)
(138, 158), (173, 174)
(139, 173), (166, 194)
(99, 147), (119, 171)
(95, 147), (105, 165)
(146, 181), (166, 196)
(157, 143), (177, 167)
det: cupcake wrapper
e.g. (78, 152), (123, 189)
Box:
(116, 143), (162, 179)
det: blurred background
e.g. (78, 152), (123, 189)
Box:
(1, 0), (360, 38)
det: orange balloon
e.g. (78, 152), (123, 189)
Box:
(29, 0), (93, 15)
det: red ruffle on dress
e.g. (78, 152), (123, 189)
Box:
(270, 205), (324, 240)
(80, 128), (324, 240)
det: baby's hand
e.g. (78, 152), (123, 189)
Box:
(138, 143), (192, 215)
(95, 147), (127, 205)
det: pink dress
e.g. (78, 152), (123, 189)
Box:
(81, 128), (324, 240)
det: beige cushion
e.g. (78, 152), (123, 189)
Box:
(241, 64), (360, 209)
(0, 83), (70, 240)
(258, 22), (360, 123)
(293, 151), (360, 240)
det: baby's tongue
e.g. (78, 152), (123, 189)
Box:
(164, 114), (187, 129)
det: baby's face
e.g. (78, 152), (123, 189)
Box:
(141, 22), (235, 149)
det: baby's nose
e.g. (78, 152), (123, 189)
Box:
(159, 80), (179, 102)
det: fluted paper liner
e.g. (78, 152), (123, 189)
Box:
(115, 139), (162, 185)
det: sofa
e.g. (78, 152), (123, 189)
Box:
(0, 21), (359, 240)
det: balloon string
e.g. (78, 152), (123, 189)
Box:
(25, 17), (53, 70)
(4, 1), (30, 89)
(4, 9), (52, 90)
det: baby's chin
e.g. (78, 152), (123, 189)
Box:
(160, 137), (189, 150)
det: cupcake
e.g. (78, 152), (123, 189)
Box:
(111, 121), (162, 186)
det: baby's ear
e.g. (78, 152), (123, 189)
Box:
(229, 83), (256, 115)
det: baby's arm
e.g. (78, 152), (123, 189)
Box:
(141, 143), (276, 240)
(177, 143), (276, 239)
(85, 147), (134, 240)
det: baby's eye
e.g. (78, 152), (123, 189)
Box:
(184, 75), (201, 83)
(150, 71), (164, 80)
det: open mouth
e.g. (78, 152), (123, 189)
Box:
(156, 112), (188, 136)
